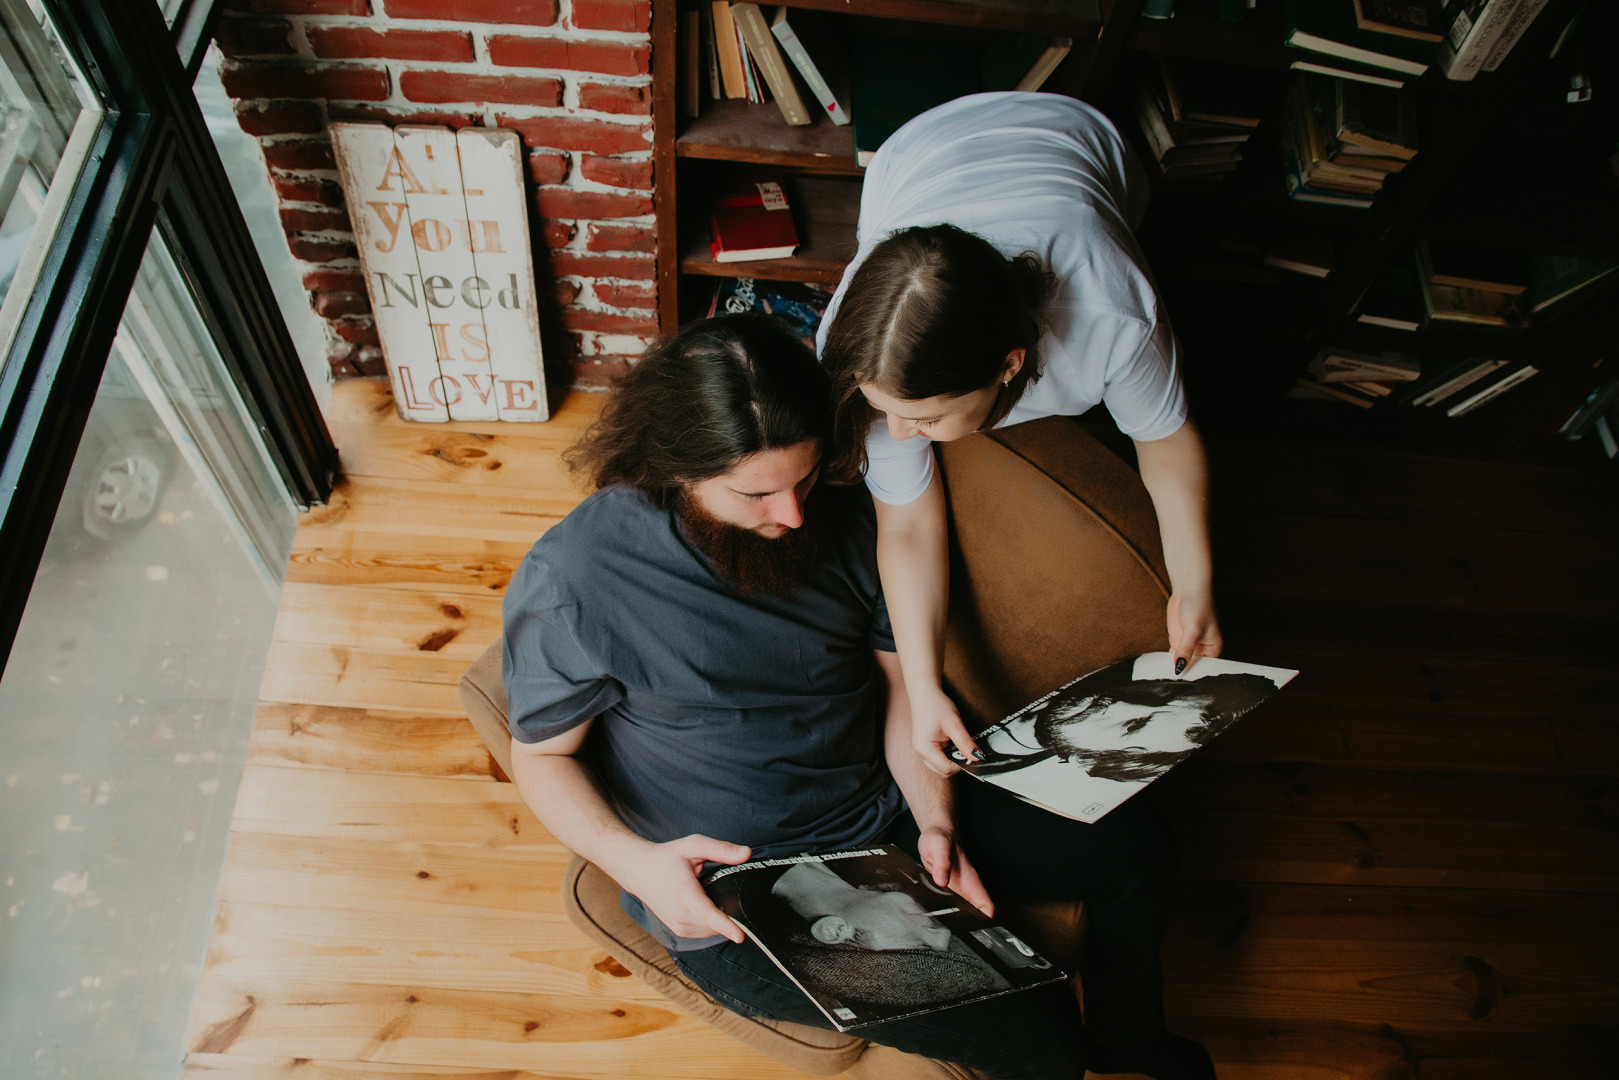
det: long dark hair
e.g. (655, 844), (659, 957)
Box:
(566, 314), (833, 507)
(820, 224), (1054, 483)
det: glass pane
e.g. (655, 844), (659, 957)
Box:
(0, 0), (101, 360)
(0, 229), (295, 1079)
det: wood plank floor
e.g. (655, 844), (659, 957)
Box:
(185, 377), (1619, 1078)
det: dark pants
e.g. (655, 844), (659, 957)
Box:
(673, 778), (1178, 1080)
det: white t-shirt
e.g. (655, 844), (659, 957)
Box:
(815, 92), (1188, 505)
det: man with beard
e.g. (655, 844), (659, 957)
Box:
(501, 315), (1212, 1080)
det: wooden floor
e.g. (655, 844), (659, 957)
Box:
(184, 377), (1619, 1078)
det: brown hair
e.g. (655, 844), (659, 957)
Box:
(565, 313), (833, 507)
(820, 224), (1053, 483)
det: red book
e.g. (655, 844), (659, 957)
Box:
(710, 174), (799, 263)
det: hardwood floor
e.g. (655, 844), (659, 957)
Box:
(185, 378), (1619, 1078)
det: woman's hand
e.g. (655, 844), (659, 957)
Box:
(907, 680), (980, 777)
(1167, 589), (1222, 674)
(918, 825), (994, 917)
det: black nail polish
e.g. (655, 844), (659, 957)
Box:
(972, 749), (986, 762)
(1174, 657), (1187, 675)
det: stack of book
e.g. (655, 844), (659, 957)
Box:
(1289, 346), (1420, 407)
(1281, 75), (1416, 208)
(1439, 0), (1553, 81)
(1132, 57), (1266, 186)
(1283, 0), (1435, 88)
(1416, 239), (1529, 328)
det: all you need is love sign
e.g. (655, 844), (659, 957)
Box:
(332, 123), (548, 422)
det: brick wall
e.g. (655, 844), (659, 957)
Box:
(215, 0), (657, 389)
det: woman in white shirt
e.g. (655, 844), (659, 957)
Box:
(818, 92), (1222, 776)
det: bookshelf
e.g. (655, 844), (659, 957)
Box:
(651, 0), (1619, 457)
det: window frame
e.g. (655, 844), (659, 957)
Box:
(0, 0), (336, 665)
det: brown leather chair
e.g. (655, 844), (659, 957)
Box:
(458, 416), (1170, 1079)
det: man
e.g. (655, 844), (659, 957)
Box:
(502, 314), (1213, 1080)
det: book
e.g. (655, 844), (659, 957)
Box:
(1416, 246), (1527, 325)
(1356, 261), (1424, 330)
(710, 1), (745, 99)
(701, 846), (1067, 1030)
(1418, 239), (1529, 295)
(1262, 232), (1335, 278)
(770, 7), (848, 126)
(1558, 377), (1619, 440)
(710, 173), (799, 262)
(682, 7), (702, 118)
(948, 652), (1297, 823)
(1527, 255), (1619, 313)
(1333, 78), (1419, 160)
(1171, 57), (1269, 128)
(1482, 0), (1553, 71)
(731, 3), (812, 126)
(850, 33), (978, 167)
(1353, 0), (1446, 41)
(980, 33), (1070, 93)
(1310, 346), (1422, 382)
(1290, 378), (1378, 407)
(1596, 413), (1618, 458)
(704, 3), (722, 100)
(1290, 58), (1407, 89)
(1283, 0), (1432, 76)
(1445, 363), (1538, 416)
(707, 276), (833, 347)
(1440, 0), (1549, 81)
(1405, 357), (1509, 407)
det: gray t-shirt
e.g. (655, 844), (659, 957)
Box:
(502, 483), (903, 950)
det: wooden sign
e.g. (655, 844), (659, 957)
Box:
(331, 123), (549, 422)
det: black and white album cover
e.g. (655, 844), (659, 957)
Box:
(700, 846), (1067, 1031)
(951, 652), (1298, 823)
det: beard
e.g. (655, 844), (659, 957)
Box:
(674, 489), (830, 598)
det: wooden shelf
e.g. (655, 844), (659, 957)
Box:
(680, 175), (860, 284)
(677, 99), (862, 174)
(772, 0), (1101, 35)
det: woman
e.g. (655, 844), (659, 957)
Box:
(818, 92), (1221, 776)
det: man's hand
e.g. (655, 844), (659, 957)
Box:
(1167, 590), (1223, 675)
(907, 680), (979, 777)
(610, 834), (752, 944)
(917, 825), (993, 918)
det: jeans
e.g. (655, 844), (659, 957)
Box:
(673, 777), (1178, 1080)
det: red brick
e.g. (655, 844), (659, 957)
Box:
(553, 279), (581, 305)
(280, 206), (350, 232)
(486, 35), (649, 76)
(534, 188), (650, 219)
(261, 139), (336, 170)
(578, 81), (650, 116)
(526, 150), (570, 186)
(560, 307), (658, 334)
(354, 347), (388, 377)
(332, 318), (379, 345)
(496, 113), (649, 154)
(550, 251), (654, 278)
(572, 356), (630, 388)
(227, 0), (368, 13)
(234, 100), (322, 136)
(579, 153), (651, 190)
(593, 281), (655, 308)
(273, 174), (344, 205)
(401, 70), (562, 107)
(327, 345), (361, 378)
(214, 18), (295, 57)
(221, 61), (389, 102)
(302, 269), (365, 293)
(570, 0), (650, 32)
(585, 221), (654, 253)
(308, 26), (474, 62)
(326, 104), (478, 128)
(387, 0), (556, 24)
(542, 220), (576, 247)
(313, 290), (370, 318)
(288, 236), (357, 262)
